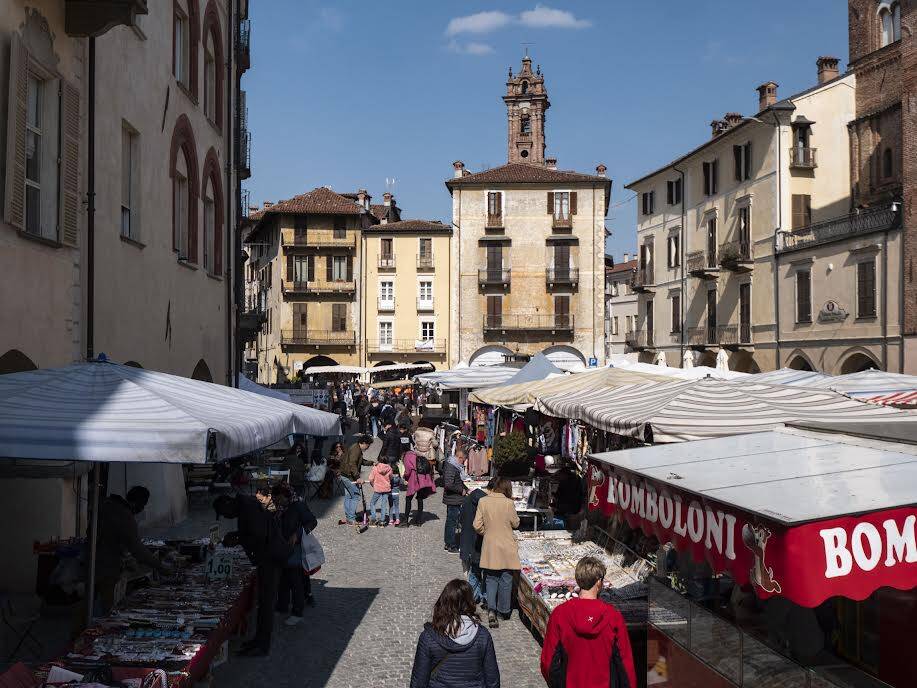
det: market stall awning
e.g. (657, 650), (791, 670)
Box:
(810, 369), (917, 407)
(370, 378), (416, 389)
(469, 366), (670, 410)
(416, 365), (519, 391)
(608, 357), (750, 380)
(749, 367), (832, 387)
(300, 365), (366, 375)
(495, 353), (564, 387)
(0, 362), (342, 464)
(586, 422), (917, 607)
(535, 376), (915, 443)
(238, 375), (292, 402)
(368, 363), (433, 375)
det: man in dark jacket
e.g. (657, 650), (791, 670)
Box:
(459, 480), (493, 605)
(214, 492), (278, 656)
(338, 436), (372, 525)
(381, 421), (402, 463)
(441, 449), (467, 552)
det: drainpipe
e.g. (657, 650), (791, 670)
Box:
(85, 37), (96, 361)
(232, 0), (244, 388)
(672, 164), (686, 362)
(773, 115), (783, 369)
(882, 227), (888, 370)
(225, 0), (234, 385)
(592, 185), (597, 363)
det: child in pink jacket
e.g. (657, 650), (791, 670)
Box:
(368, 460), (393, 526)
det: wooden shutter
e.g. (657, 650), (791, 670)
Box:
(570, 192), (577, 215)
(702, 163), (710, 196)
(307, 255), (315, 281)
(346, 255), (353, 281)
(419, 237), (431, 259)
(547, 192), (554, 214)
(792, 194), (812, 229)
(744, 143), (752, 180)
(60, 78), (81, 246)
(4, 35), (27, 229)
(666, 181), (674, 206)
(712, 159), (719, 194)
(797, 270), (811, 322)
(858, 261), (876, 316)
(734, 145), (742, 181)
(326, 255), (333, 281)
(672, 294), (681, 333)
(286, 254), (293, 281)
(554, 244), (569, 271)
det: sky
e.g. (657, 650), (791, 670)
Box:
(244, 1), (848, 260)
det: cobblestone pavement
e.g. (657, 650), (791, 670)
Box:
(213, 438), (545, 688)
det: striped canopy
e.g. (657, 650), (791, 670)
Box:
(0, 362), (342, 464)
(750, 368), (831, 387)
(811, 369), (917, 407)
(534, 377), (914, 443)
(469, 366), (670, 410)
(416, 366), (519, 391)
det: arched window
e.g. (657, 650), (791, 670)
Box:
(520, 80), (528, 94)
(173, 0), (200, 94)
(878, 2), (901, 47)
(201, 148), (224, 276)
(169, 115), (199, 263)
(520, 114), (531, 134)
(882, 147), (894, 179)
(202, 1), (225, 129)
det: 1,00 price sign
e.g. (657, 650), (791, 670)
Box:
(206, 549), (234, 580)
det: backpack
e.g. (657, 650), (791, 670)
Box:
(415, 454), (432, 476)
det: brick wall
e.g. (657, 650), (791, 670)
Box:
(902, 2), (917, 334)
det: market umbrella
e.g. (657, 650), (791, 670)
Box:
(716, 348), (730, 372)
(534, 376), (915, 443)
(655, 352), (668, 368)
(682, 350), (694, 369)
(416, 365), (519, 391)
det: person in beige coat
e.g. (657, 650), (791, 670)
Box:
(473, 477), (520, 628)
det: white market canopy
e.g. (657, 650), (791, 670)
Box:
(749, 368), (831, 387)
(812, 369), (917, 407)
(238, 375), (293, 402)
(0, 362), (342, 464)
(416, 365), (519, 391)
(607, 357), (749, 381)
(496, 353), (564, 388)
(535, 376), (915, 443)
(301, 365), (366, 376)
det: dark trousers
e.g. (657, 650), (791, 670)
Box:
(254, 564), (279, 651)
(444, 504), (462, 548)
(404, 495), (424, 523)
(276, 566), (304, 616)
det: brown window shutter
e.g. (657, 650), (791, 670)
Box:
(60, 79), (81, 246)
(702, 163), (710, 196)
(286, 254), (293, 281)
(733, 145), (742, 181)
(744, 143), (752, 180)
(308, 255), (315, 281)
(346, 255), (353, 281)
(3, 35), (27, 229)
(712, 159), (719, 194)
(570, 192), (577, 215)
(547, 192), (554, 214)
(326, 255), (333, 281)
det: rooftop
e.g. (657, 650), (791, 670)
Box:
(248, 187), (366, 221)
(606, 259), (638, 275)
(446, 162), (610, 188)
(363, 219), (452, 234)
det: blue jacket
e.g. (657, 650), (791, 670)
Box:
(410, 622), (500, 688)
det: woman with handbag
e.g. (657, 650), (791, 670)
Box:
(271, 484), (318, 626)
(409, 579), (500, 688)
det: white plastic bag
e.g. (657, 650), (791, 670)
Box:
(301, 529), (325, 574)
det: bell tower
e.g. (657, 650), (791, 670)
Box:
(504, 54), (550, 165)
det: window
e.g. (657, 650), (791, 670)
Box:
(419, 237), (432, 260)
(738, 206), (751, 259)
(739, 283), (751, 343)
(706, 218), (717, 267)
(379, 321), (393, 348)
(520, 115), (531, 134)
(857, 260), (877, 317)
(882, 147), (894, 179)
(21, 69), (62, 241)
(667, 179), (682, 205)
(733, 143), (752, 181)
(333, 216), (347, 238)
(796, 270), (812, 323)
(418, 280), (433, 302)
(174, 10), (189, 86)
(667, 234), (680, 268)
(548, 191), (576, 221)
(420, 321), (435, 341)
(671, 293), (681, 333)
(612, 316), (619, 336)
(291, 256), (309, 283)
(331, 303), (347, 332)
(486, 295), (502, 327)
(203, 36), (216, 121)
(706, 289), (716, 340)
(520, 80), (528, 95)
(332, 255), (347, 281)
(555, 295), (570, 327)
(170, 118), (198, 262)
(487, 192), (502, 222)
(121, 126), (139, 239)
(203, 192), (214, 272)
(702, 160), (719, 196)
(880, 2), (901, 47)
(173, 164), (189, 258)
(611, 281), (619, 297)
(380, 237), (393, 259)
(486, 244), (503, 276)
(791, 194), (812, 230)
(642, 191), (655, 215)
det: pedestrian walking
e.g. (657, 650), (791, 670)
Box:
(409, 579), (500, 688)
(271, 484), (318, 625)
(441, 449), (468, 552)
(472, 478), (520, 628)
(460, 478), (493, 606)
(337, 436), (372, 525)
(540, 556), (637, 688)
(369, 398), (381, 438)
(381, 420), (402, 463)
(401, 448), (436, 527)
(367, 458), (393, 526)
(388, 459), (404, 526)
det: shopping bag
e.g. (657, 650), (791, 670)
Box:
(301, 529), (325, 574)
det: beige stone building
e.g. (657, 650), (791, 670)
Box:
(623, 58), (887, 373)
(604, 255), (638, 359)
(446, 56), (610, 370)
(362, 217), (453, 370)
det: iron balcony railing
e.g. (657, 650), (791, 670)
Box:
(778, 206), (899, 253)
(367, 339), (446, 354)
(719, 238), (752, 269)
(281, 330), (356, 346)
(687, 250), (719, 275)
(790, 146), (817, 169)
(685, 327), (715, 347)
(478, 268), (511, 286)
(416, 255), (435, 270)
(630, 266), (654, 291)
(236, 19), (251, 71)
(284, 279), (355, 293)
(552, 215), (573, 230)
(416, 297), (434, 311)
(483, 314), (574, 331)
(377, 297), (395, 312)
(624, 329), (654, 349)
(546, 267), (579, 284)
(486, 214), (503, 228)
(378, 256), (396, 269)
(717, 323), (752, 346)
(237, 129), (251, 179)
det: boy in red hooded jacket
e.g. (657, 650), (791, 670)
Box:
(540, 556), (637, 688)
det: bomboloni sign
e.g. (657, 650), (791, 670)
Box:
(587, 460), (917, 607)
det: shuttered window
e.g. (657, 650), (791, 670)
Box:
(333, 216), (346, 238)
(331, 303), (347, 332)
(667, 234), (680, 268)
(380, 238), (393, 259)
(792, 194), (812, 230)
(857, 260), (876, 318)
(796, 270), (812, 323)
(487, 191), (502, 223)
(667, 179), (682, 205)
(642, 191), (655, 215)
(671, 293), (681, 333)
(486, 295), (502, 328)
(734, 143), (752, 181)
(703, 160), (719, 196)
(419, 237), (432, 259)
(555, 295), (570, 328)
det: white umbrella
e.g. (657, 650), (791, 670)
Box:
(716, 348), (730, 373)
(655, 352), (668, 368)
(682, 350), (694, 369)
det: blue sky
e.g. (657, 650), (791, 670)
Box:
(244, 1), (848, 260)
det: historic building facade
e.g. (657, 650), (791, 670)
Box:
(604, 255), (638, 359)
(446, 56), (610, 370)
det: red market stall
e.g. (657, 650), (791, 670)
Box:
(588, 421), (917, 688)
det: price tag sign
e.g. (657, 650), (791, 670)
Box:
(209, 524), (220, 547)
(206, 548), (234, 581)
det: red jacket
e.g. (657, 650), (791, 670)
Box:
(540, 598), (637, 688)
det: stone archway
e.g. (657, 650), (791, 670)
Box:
(469, 345), (512, 367)
(540, 345), (586, 371)
(0, 349), (37, 374)
(191, 359), (213, 382)
(302, 355), (338, 369)
(839, 351), (879, 375)
(124, 361), (143, 369)
(729, 351), (761, 373)
(787, 354), (814, 371)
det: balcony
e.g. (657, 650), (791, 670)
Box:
(416, 255), (435, 271)
(718, 239), (753, 272)
(777, 206), (900, 253)
(717, 323), (753, 349)
(630, 267), (654, 293)
(283, 279), (355, 294)
(377, 297), (396, 312)
(378, 256), (396, 269)
(624, 330), (654, 351)
(237, 129), (251, 180)
(483, 314), (574, 333)
(416, 297), (435, 312)
(552, 215), (573, 231)
(236, 19), (251, 72)
(283, 232), (356, 250)
(281, 330), (356, 348)
(790, 147), (817, 170)
(685, 326), (717, 349)
(478, 268), (511, 288)
(486, 214), (504, 229)
(239, 306), (266, 342)
(367, 339), (446, 355)
(546, 267), (579, 289)
(687, 251), (719, 279)
(65, 0), (148, 37)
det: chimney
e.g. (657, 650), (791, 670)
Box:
(596, 163), (607, 177)
(723, 112), (744, 129)
(623, 252), (629, 263)
(263, 201), (273, 208)
(817, 56), (840, 84)
(710, 119), (727, 138)
(757, 81), (778, 111)
(452, 160), (465, 178)
(383, 192), (392, 207)
(545, 158), (557, 170)
(357, 189), (369, 210)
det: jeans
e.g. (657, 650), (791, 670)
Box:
(276, 566), (305, 616)
(388, 491), (400, 520)
(485, 569), (514, 616)
(340, 477), (362, 523)
(404, 495), (424, 523)
(444, 504), (462, 548)
(369, 491), (389, 521)
(467, 562), (486, 604)
(370, 417), (379, 437)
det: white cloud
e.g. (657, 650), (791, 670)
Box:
(447, 40), (495, 56)
(519, 5), (591, 29)
(446, 11), (513, 36)
(317, 7), (344, 31)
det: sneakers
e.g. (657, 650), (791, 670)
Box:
(444, 544), (459, 553)
(392, 518), (400, 526)
(284, 615), (303, 626)
(487, 611), (499, 629)
(338, 519), (356, 526)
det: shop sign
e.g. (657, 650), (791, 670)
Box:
(588, 357), (598, 368)
(587, 460), (917, 607)
(818, 300), (849, 323)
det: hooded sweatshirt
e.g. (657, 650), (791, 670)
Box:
(368, 461), (393, 493)
(410, 617), (500, 688)
(540, 597), (637, 688)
